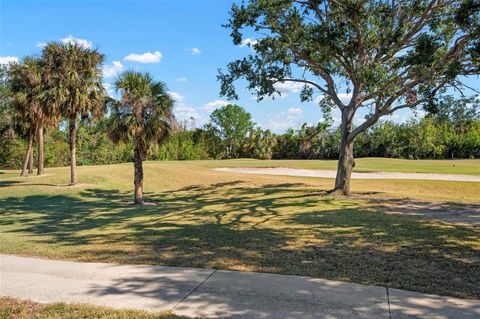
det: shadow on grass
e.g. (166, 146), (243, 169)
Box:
(0, 181), (479, 298)
(0, 180), (21, 187)
(363, 197), (480, 226)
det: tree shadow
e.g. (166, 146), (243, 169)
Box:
(363, 197), (480, 226)
(0, 180), (21, 188)
(289, 208), (480, 298)
(0, 181), (479, 298)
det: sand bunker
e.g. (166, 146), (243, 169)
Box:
(214, 167), (480, 182)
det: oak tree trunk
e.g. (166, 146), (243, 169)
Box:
(20, 132), (34, 177)
(69, 117), (77, 186)
(334, 110), (355, 196)
(37, 119), (45, 175)
(334, 139), (355, 196)
(133, 137), (144, 205)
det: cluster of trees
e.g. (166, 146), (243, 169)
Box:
(2, 100), (479, 170)
(274, 116), (480, 160)
(1, 44), (105, 183)
(131, 100), (480, 161)
(1, 1), (479, 198)
(0, 44), (174, 205)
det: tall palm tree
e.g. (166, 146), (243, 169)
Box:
(108, 71), (174, 205)
(9, 57), (44, 176)
(42, 42), (104, 185)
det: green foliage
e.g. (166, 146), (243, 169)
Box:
(269, 95), (480, 160)
(8, 57), (45, 139)
(220, 0), (480, 112)
(41, 42), (105, 121)
(156, 130), (210, 160)
(209, 104), (254, 158)
(77, 120), (133, 165)
(245, 127), (275, 159)
(108, 71), (174, 158)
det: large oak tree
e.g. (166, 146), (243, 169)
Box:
(218, 0), (480, 195)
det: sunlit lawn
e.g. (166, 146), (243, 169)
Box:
(197, 157), (480, 175)
(0, 159), (479, 298)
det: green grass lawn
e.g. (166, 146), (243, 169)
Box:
(0, 297), (189, 319)
(196, 158), (480, 175)
(0, 159), (479, 299)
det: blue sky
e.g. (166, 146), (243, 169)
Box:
(1, 0), (478, 133)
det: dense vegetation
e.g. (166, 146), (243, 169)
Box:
(1, 56), (478, 170)
(1, 100), (479, 169)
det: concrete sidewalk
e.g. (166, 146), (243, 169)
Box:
(1, 255), (479, 318)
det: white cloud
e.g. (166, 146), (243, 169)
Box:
(315, 92), (352, 105)
(274, 81), (305, 94)
(168, 91), (186, 102)
(168, 91), (206, 126)
(338, 93), (352, 105)
(287, 107), (303, 115)
(176, 77), (188, 82)
(203, 99), (229, 112)
(174, 103), (201, 123)
(36, 42), (47, 48)
(102, 61), (124, 78)
(124, 51), (162, 63)
(185, 48), (201, 55)
(240, 38), (258, 47)
(267, 107), (304, 132)
(0, 56), (18, 65)
(61, 35), (92, 49)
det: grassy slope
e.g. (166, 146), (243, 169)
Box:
(0, 159), (479, 298)
(0, 297), (189, 319)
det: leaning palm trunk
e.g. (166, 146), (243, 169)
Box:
(28, 147), (34, 174)
(37, 118), (45, 175)
(68, 116), (77, 185)
(133, 137), (144, 205)
(20, 132), (34, 177)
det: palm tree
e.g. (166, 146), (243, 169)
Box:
(108, 71), (174, 205)
(42, 42), (104, 185)
(8, 57), (44, 176)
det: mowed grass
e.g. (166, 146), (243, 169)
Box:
(196, 157), (480, 175)
(0, 159), (479, 299)
(0, 297), (189, 319)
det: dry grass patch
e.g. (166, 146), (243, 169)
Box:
(0, 160), (479, 298)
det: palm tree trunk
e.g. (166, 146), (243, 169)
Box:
(37, 118), (45, 175)
(28, 146), (34, 174)
(69, 116), (77, 185)
(20, 132), (34, 177)
(133, 137), (144, 205)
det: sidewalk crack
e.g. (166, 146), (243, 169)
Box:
(171, 269), (217, 311)
(386, 287), (392, 319)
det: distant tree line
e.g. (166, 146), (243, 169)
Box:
(1, 98), (479, 170)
